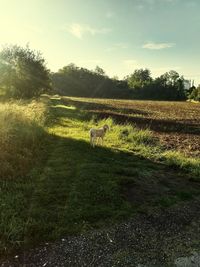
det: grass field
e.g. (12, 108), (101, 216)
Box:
(0, 96), (200, 258)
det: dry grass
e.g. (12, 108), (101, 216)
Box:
(0, 100), (48, 179)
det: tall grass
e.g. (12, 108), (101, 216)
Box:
(1, 97), (199, 258)
(96, 120), (200, 176)
(0, 100), (48, 179)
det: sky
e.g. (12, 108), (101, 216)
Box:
(0, 0), (200, 85)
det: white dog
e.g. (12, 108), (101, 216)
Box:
(89, 124), (109, 147)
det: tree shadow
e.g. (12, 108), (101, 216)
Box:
(48, 135), (200, 208)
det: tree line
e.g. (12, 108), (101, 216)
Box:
(0, 44), (199, 101)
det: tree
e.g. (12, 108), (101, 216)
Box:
(51, 63), (131, 98)
(189, 85), (200, 101)
(58, 63), (78, 74)
(0, 44), (51, 98)
(165, 70), (180, 86)
(187, 85), (196, 97)
(126, 68), (152, 89)
(94, 65), (105, 76)
(155, 71), (186, 100)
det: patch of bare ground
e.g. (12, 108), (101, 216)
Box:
(154, 132), (200, 158)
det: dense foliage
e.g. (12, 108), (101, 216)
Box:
(52, 65), (189, 101)
(51, 64), (131, 99)
(125, 69), (186, 100)
(0, 45), (51, 98)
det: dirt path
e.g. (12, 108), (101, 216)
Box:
(2, 198), (200, 267)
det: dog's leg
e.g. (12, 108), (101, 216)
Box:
(90, 135), (93, 146)
(93, 137), (96, 147)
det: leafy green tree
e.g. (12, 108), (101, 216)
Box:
(51, 63), (131, 98)
(126, 68), (152, 89)
(0, 44), (51, 98)
(155, 71), (186, 100)
(162, 70), (180, 86)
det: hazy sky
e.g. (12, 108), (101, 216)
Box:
(1, 0), (200, 84)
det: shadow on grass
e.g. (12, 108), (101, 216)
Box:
(1, 96), (200, 258)
(2, 132), (200, 256)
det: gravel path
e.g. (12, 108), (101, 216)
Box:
(1, 199), (200, 267)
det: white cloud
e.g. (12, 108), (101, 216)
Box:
(68, 23), (111, 39)
(142, 42), (175, 50)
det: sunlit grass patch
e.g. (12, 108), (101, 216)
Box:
(0, 100), (48, 178)
(163, 150), (200, 177)
(52, 104), (76, 110)
(118, 124), (156, 145)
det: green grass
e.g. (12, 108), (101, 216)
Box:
(0, 99), (48, 178)
(157, 190), (194, 208)
(163, 150), (200, 177)
(0, 95), (199, 258)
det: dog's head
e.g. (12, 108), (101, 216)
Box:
(103, 124), (109, 132)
